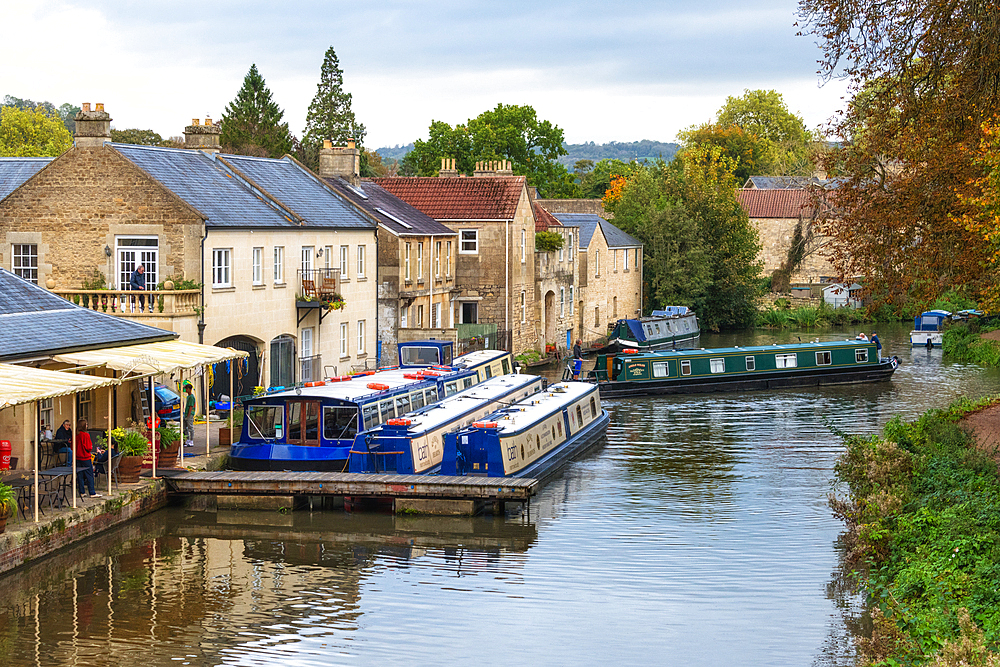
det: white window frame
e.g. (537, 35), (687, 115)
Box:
(324, 245), (333, 269)
(274, 246), (284, 283)
(432, 302), (441, 328)
(340, 245), (349, 279)
(560, 287), (565, 317)
(568, 232), (574, 261)
(559, 239), (564, 261)
(400, 306), (408, 328)
(710, 358), (725, 373)
(624, 247), (629, 271)
(340, 322), (348, 357)
(357, 244), (366, 278)
(252, 247), (263, 285)
(12, 243), (38, 283)
(816, 351), (832, 366)
(417, 241), (423, 280)
(776, 353), (798, 368)
(212, 248), (232, 288)
(435, 241), (442, 277)
(569, 286), (574, 314)
(446, 241), (452, 276)
(358, 320), (366, 353)
(595, 250), (600, 276)
(856, 349), (869, 363)
(652, 362), (668, 378)
(521, 291), (526, 323)
(460, 229), (479, 254)
(404, 243), (411, 281)
(681, 360), (692, 376)
(301, 246), (314, 274)
(746, 356), (756, 371)
(521, 229), (526, 263)
(417, 304), (424, 328)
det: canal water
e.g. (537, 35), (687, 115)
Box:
(2, 323), (998, 666)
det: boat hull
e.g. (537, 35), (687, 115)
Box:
(597, 358), (899, 398)
(910, 331), (942, 348)
(229, 443), (349, 472)
(513, 410), (610, 484)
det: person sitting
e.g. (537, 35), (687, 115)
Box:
(94, 440), (118, 476)
(856, 332), (869, 341)
(52, 419), (73, 463)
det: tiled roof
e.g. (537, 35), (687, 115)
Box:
(328, 178), (454, 236)
(373, 176), (526, 220)
(0, 157), (53, 200)
(736, 189), (817, 218)
(222, 156), (373, 229)
(0, 269), (176, 361)
(550, 213), (641, 249)
(532, 201), (562, 231)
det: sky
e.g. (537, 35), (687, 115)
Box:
(0, 0), (851, 149)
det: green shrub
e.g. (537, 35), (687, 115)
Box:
(534, 231), (564, 252)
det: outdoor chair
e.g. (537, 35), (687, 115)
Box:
(96, 453), (122, 492)
(320, 274), (338, 299)
(301, 278), (318, 299)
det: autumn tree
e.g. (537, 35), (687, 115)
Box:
(797, 0), (1000, 310)
(301, 46), (366, 170)
(0, 105), (72, 157)
(220, 64), (294, 158)
(677, 123), (771, 183)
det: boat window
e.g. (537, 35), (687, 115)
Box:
(442, 347), (453, 365)
(681, 360), (692, 376)
(245, 405), (282, 439)
(557, 420), (563, 436)
(776, 353), (798, 368)
(484, 365), (494, 379)
(589, 396), (597, 418)
(856, 349), (869, 363)
(502, 358), (511, 374)
(463, 377), (474, 389)
(652, 361), (669, 378)
(576, 405), (584, 425)
(395, 393), (411, 415)
(425, 387), (438, 403)
(323, 406), (358, 441)
(710, 358), (725, 373)
(362, 402), (380, 431)
(400, 345), (440, 366)
(654, 324), (661, 334)
(379, 399), (396, 421)
(552, 425), (556, 440)
(746, 356), (755, 371)
(410, 391), (425, 410)
(444, 381), (459, 397)
(816, 351), (832, 366)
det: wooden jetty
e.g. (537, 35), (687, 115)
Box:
(164, 470), (539, 515)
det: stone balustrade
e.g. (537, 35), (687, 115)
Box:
(53, 289), (201, 316)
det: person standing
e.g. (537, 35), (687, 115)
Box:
(872, 332), (882, 358)
(572, 340), (583, 380)
(75, 418), (99, 498)
(183, 381), (196, 447)
(129, 264), (146, 313)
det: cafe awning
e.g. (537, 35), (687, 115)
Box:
(53, 340), (249, 377)
(0, 363), (120, 409)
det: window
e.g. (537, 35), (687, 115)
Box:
(521, 229), (526, 263)
(340, 323), (348, 356)
(212, 248), (231, 287)
(558, 238), (564, 261)
(461, 302), (477, 324)
(12, 244), (38, 283)
(117, 237), (158, 291)
(856, 349), (869, 363)
(417, 241), (423, 279)
(400, 306), (408, 328)
(404, 243), (411, 281)
(594, 306), (600, 327)
(776, 353), (798, 368)
(324, 406), (358, 441)
(613, 249), (618, 271)
(521, 291), (526, 323)
(301, 246), (313, 274)
(635, 248), (640, 269)
(590, 396), (597, 418)
(340, 245), (349, 278)
(560, 287), (565, 317)
(595, 250), (600, 276)
(446, 241), (452, 276)
(357, 244), (365, 277)
(652, 362), (669, 378)
(432, 302), (440, 328)
(681, 360), (692, 376)
(247, 406), (282, 439)
(300, 327), (314, 382)
(362, 402), (380, 431)
(358, 320), (365, 353)
(816, 351), (832, 366)
(624, 247), (629, 271)
(273, 246), (284, 283)
(569, 286), (574, 314)
(613, 296), (618, 318)
(324, 245), (333, 269)
(746, 356), (756, 371)
(460, 229), (479, 254)
(568, 232), (574, 260)
(252, 247), (263, 285)
(435, 241), (441, 277)
(39, 397), (53, 432)
(270, 335), (295, 388)
(710, 358), (725, 373)
(417, 304), (424, 327)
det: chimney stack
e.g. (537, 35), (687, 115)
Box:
(73, 102), (112, 148)
(184, 117), (221, 153)
(474, 159), (512, 178)
(439, 157), (458, 178)
(318, 138), (360, 186)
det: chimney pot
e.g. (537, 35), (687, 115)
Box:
(192, 118), (200, 126)
(82, 103), (91, 112)
(323, 139), (332, 149)
(347, 138), (356, 149)
(205, 117), (211, 126)
(95, 103), (104, 112)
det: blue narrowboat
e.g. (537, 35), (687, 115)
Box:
(600, 306), (700, 353)
(441, 382), (609, 483)
(348, 373), (545, 474)
(589, 339), (899, 397)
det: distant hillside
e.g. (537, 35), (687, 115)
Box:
(374, 140), (679, 167)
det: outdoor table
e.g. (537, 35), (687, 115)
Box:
(6, 478), (37, 520)
(38, 465), (86, 508)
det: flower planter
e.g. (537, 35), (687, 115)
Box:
(219, 426), (242, 446)
(158, 439), (181, 467)
(119, 455), (145, 483)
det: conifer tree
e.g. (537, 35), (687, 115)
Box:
(220, 64), (294, 158)
(302, 47), (366, 151)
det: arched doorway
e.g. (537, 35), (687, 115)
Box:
(544, 290), (556, 349)
(211, 336), (261, 401)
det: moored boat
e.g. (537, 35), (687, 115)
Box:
(348, 373), (545, 474)
(600, 307), (699, 353)
(441, 382), (609, 482)
(910, 310), (950, 348)
(589, 339), (899, 397)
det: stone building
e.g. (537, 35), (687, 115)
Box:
(532, 201), (581, 352)
(319, 143), (458, 365)
(0, 104), (378, 397)
(374, 165), (538, 353)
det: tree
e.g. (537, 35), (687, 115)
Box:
(302, 47), (366, 161)
(57, 103), (79, 135)
(220, 64), (294, 158)
(797, 0), (1000, 310)
(677, 123), (772, 183)
(0, 105), (72, 157)
(110, 128), (165, 146)
(401, 120), (473, 176)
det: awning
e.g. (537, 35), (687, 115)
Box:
(53, 340), (249, 376)
(0, 363), (120, 409)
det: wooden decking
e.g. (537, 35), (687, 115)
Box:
(165, 471), (538, 501)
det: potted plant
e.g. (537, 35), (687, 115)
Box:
(0, 481), (15, 534)
(114, 427), (150, 483)
(156, 424), (181, 467)
(219, 407), (243, 446)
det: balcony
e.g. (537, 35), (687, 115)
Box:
(54, 289), (201, 318)
(298, 268), (341, 301)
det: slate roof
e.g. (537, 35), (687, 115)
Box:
(743, 175), (846, 190)
(736, 189), (817, 218)
(532, 201), (562, 231)
(0, 268), (176, 361)
(0, 157), (53, 200)
(373, 176), (526, 220)
(550, 213), (641, 249)
(326, 178), (454, 236)
(222, 156), (373, 229)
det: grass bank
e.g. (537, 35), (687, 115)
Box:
(943, 323), (1000, 367)
(832, 397), (1000, 666)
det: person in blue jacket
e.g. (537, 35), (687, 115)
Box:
(129, 264), (146, 312)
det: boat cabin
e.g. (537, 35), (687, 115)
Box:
(398, 339), (454, 367)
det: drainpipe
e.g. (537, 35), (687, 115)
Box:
(198, 224), (208, 413)
(505, 219), (510, 350)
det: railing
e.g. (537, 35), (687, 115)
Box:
(299, 354), (323, 383)
(297, 268), (340, 300)
(53, 289), (201, 316)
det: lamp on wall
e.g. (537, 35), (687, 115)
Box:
(316, 248), (324, 257)
(104, 245), (112, 257)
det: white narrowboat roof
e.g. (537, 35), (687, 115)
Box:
(261, 367), (469, 402)
(453, 349), (509, 369)
(484, 381), (598, 435)
(396, 373), (541, 435)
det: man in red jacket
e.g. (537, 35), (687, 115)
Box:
(75, 418), (100, 498)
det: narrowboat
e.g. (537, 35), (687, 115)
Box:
(231, 341), (517, 471)
(910, 310), (950, 348)
(440, 382), (609, 483)
(588, 340), (899, 397)
(348, 373), (545, 474)
(600, 306), (700, 353)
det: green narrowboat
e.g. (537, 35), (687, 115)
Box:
(587, 340), (899, 397)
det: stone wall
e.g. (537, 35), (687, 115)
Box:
(753, 216), (836, 284)
(580, 231), (643, 345)
(535, 198), (607, 217)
